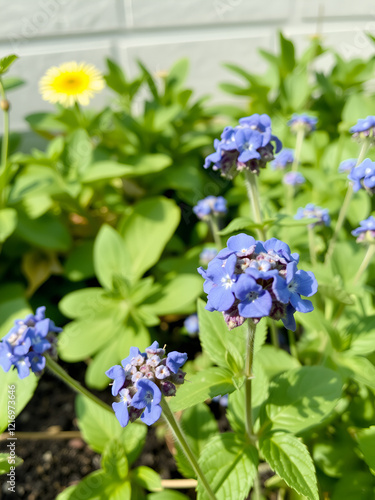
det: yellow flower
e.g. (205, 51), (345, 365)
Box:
(39, 61), (105, 107)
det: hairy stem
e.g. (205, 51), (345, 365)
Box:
(160, 398), (217, 500)
(325, 139), (371, 262)
(0, 79), (9, 207)
(291, 128), (305, 172)
(208, 215), (223, 249)
(45, 355), (114, 415)
(244, 170), (267, 241)
(308, 226), (317, 265)
(245, 320), (256, 440)
(269, 320), (279, 349)
(353, 244), (375, 285)
(288, 330), (298, 360)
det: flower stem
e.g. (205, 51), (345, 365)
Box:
(160, 398), (217, 500)
(0, 78), (10, 208)
(288, 330), (298, 360)
(325, 139), (371, 263)
(353, 244), (375, 285)
(291, 128), (305, 172)
(269, 320), (279, 348)
(45, 355), (114, 415)
(308, 226), (317, 265)
(208, 215), (222, 249)
(243, 170), (267, 241)
(245, 320), (256, 440)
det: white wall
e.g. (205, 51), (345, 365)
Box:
(1, 0), (375, 130)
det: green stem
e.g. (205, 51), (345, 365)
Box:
(45, 355), (114, 415)
(269, 320), (279, 349)
(288, 330), (298, 360)
(0, 79), (9, 207)
(325, 139), (371, 263)
(252, 473), (262, 500)
(245, 320), (256, 440)
(291, 128), (305, 172)
(353, 244), (375, 285)
(74, 101), (86, 128)
(160, 398), (217, 500)
(243, 170), (267, 241)
(208, 215), (222, 249)
(308, 226), (317, 265)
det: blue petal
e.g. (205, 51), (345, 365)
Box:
(281, 305), (296, 331)
(207, 286), (235, 311)
(141, 403), (162, 426)
(290, 294), (314, 313)
(112, 402), (129, 427)
(294, 270), (318, 297)
(238, 290), (272, 318)
(227, 234), (256, 252)
(166, 351), (188, 374)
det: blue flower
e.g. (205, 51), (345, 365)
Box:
(288, 114), (317, 134)
(198, 234), (317, 331)
(106, 343), (187, 427)
(352, 216), (375, 242)
(132, 379), (162, 426)
(166, 351), (188, 373)
(184, 314), (199, 336)
(234, 275), (272, 318)
(283, 171), (305, 186)
(203, 114), (282, 177)
(271, 148), (295, 169)
(193, 196), (228, 220)
(350, 116), (375, 136)
(338, 158), (357, 173)
(294, 203), (330, 228)
(199, 247), (218, 265)
(0, 307), (60, 379)
(348, 159), (375, 192)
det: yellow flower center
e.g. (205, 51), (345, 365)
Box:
(52, 72), (90, 95)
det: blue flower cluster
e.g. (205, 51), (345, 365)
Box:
(271, 148), (295, 169)
(295, 203), (330, 228)
(204, 114), (282, 178)
(352, 216), (375, 242)
(339, 158), (357, 173)
(0, 307), (61, 379)
(193, 196), (227, 220)
(105, 342), (187, 427)
(288, 114), (317, 134)
(184, 314), (199, 336)
(348, 159), (375, 193)
(350, 116), (375, 138)
(199, 247), (218, 265)
(283, 171), (305, 186)
(198, 234), (317, 331)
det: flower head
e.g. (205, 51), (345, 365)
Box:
(271, 148), (295, 169)
(193, 196), (227, 220)
(283, 172), (305, 186)
(348, 159), (375, 193)
(198, 234), (317, 331)
(288, 114), (317, 134)
(352, 216), (375, 243)
(350, 116), (375, 138)
(106, 343), (187, 427)
(0, 307), (61, 379)
(204, 113), (282, 178)
(338, 158), (357, 173)
(39, 61), (104, 107)
(294, 203), (330, 228)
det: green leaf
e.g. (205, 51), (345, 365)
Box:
(75, 395), (147, 461)
(94, 224), (133, 288)
(262, 366), (342, 434)
(357, 426), (375, 473)
(0, 453), (23, 475)
(336, 354), (375, 389)
(59, 288), (109, 319)
(0, 371), (38, 433)
(218, 217), (256, 236)
(170, 367), (239, 412)
(256, 345), (300, 380)
(131, 466), (162, 492)
(58, 307), (127, 362)
(260, 433), (319, 500)
(279, 32), (295, 73)
(331, 471), (375, 500)
(58, 469), (114, 500)
(0, 208), (17, 242)
(144, 275), (202, 315)
(148, 492), (189, 500)
(196, 299), (246, 371)
(64, 240), (95, 281)
(102, 439), (128, 480)
(198, 433), (258, 500)
(0, 55), (18, 75)
(119, 197), (180, 281)
(166, 58), (189, 89)
(175, 403), (218, 478)
(15, 212), (71, 251)
(2, 76), (25, 91)
(0, 284), (30, 338)
(81, 162), (138, 183)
